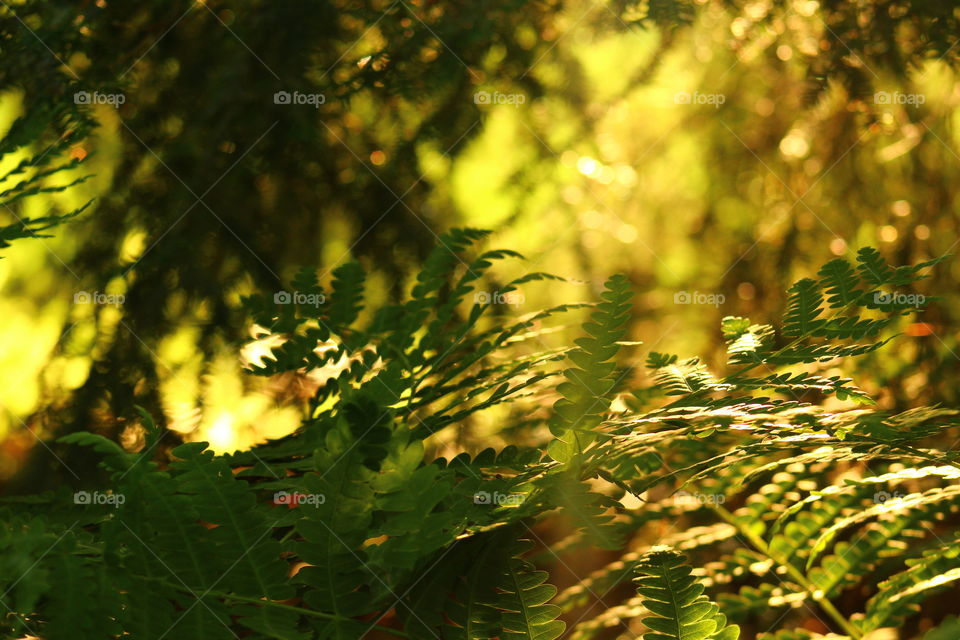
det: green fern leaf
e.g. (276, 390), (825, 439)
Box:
(44, 545), (122, 640)
(546, 472), (624, 550)
(444, 534), (510, 640)
(806, 485), (960, 569)
(634, 547), (739, 640)
(862, 535), (960, 630)
(782, 278), (824, 338)
(817, 257), (864, 308)
(650, 357), (716, 396)
(549, 274), (632, 463)
(170, 443), (305, 639)
(326, 261), (366, 331)
(491, 540), (566, 640)
(722, 317), (774, 364)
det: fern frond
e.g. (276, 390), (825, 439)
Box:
(650, 356), (716, 396)
(817, 257), (864, 308)
(731, 372), (869, 402)
(634, 547), (739, 640)
(806, 484), (960, 569)
(782, 278), (825, 338)
(444, 534), (565, 640)
(855, 247), (944, 287)
(808, 518), (925, 597)
(170, 442), (304, 639)
(549, 274), (633, 463)
(44, 546), (121, 640)
(861, 535), (960, 631)
(772, 465), (960, 535)
(717, 583), (805, 624)
(443, 534), (506, 640)
(722, 317), (774, 364)
(556, 523), (739, 610)
(545, 473), (624, 550)
(491, 540), (566, 640)
(326, 261), (366, 331)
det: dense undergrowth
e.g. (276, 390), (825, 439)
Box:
(1, 228), (958, 639)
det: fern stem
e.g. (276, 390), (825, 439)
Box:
(710, 503), (863, 639)
(153, 577), (412, 638)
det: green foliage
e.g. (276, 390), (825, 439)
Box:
(548, 273), (633, 462)
(562, 249), (959, 639)
(14, 0), (960, 502)
(3, 0), (571, 451)
(634, 547), (739, 640)
(1, 232), (958, 639)
(0, 98), (93, 253)
(450, 538), (566, 640)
